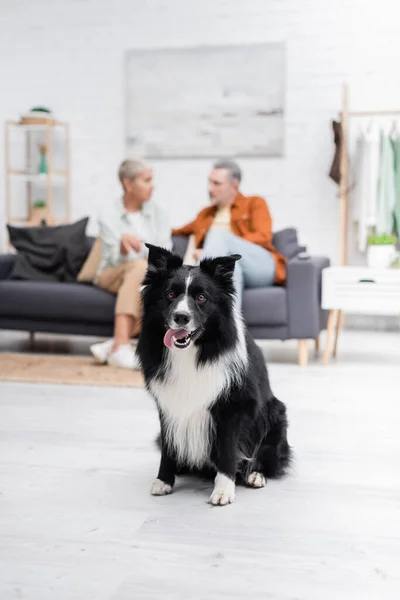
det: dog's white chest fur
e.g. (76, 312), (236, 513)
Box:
(150, 346), (230, 467)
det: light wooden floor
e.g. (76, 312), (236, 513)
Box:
(0, 330), (399, 599)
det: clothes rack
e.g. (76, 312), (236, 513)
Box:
(338, 84), (400, 265)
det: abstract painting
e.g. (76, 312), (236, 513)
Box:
(126, 43), (285, 158)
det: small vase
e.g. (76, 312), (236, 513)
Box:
(39, 152), (47, 174)
(367, 245), (396, 269)
(38, 144), (48, 174)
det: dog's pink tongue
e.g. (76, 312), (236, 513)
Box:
(163, 328), (189, 349)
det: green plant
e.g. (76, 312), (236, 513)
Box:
(367, 233), (397, 246)
(30, 106), (51, 114)
(32, 200), (47, 209)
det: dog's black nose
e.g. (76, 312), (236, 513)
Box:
(173, 312), (190, 327)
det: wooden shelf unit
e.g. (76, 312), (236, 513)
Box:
(4, 119), (71, 229)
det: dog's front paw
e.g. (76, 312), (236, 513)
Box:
(150, 478), (172, 496)
(209, 488), (235, 506)
(209, 473), (235, 506)
(247, 471), (266, 488)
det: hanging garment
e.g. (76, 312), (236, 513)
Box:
(350, 125), (380, 252)
(328, 120), (343, 184)
(390, 133), (400, 238)
(376, 130), (396, 236)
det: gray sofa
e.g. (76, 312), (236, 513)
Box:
(0, 230), (330, 365)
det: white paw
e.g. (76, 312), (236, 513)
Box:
(150, 478), (172, 496)
(209, 473), (235, 506)
(247, 471), (266, 488)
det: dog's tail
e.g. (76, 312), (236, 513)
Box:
(258, 440), (292, 478)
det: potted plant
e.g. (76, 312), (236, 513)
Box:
(20, 105), (54, 126)
(30, 200), (49, 225)
(367, 233), (397, 268)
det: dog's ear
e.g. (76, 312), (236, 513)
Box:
(200, 254), (241, 281)
(145, 244), (183, 272)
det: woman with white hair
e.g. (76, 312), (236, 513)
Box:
(90, 157), (171, 369)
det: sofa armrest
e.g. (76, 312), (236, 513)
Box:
(286, 255), (330, 339)
(0, 254), (15, 280)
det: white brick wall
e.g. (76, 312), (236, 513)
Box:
(1, 0), (400, 264)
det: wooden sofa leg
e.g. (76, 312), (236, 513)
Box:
(298, 339), (309, 367)
(322, 310), (336, 365)
(29, 331), (35, 346)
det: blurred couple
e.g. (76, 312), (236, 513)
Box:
(90, 157), (286, 369)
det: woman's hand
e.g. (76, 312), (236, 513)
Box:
(120, 234), (142, 255)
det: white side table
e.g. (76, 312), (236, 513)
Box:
(321, 266), (400, 364)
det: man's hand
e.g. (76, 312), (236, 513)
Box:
(193, 249), (204, 263)
(120, 234), (143, 256)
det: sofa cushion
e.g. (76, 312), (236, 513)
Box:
(172, 235), (189, 259)
(87, 236), (96, 249)
(242, 286), (287, 326)
(0, 280), (115, 324)
(7, 218), (89, 282)
(0, 254), (15, 280)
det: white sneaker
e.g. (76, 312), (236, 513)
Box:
(107, 344), (140, 370)
(90, 339), (114, 363)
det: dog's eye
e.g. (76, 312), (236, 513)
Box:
(197, 293), (207, 303)
(166, 291), (176, 301)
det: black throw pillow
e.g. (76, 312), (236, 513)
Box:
(7, 217), (89, 282)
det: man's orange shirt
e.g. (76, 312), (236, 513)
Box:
(172, 193), (286, 285)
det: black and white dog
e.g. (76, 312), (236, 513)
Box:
(137, 244), (291, 506)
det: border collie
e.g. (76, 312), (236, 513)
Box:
(137, 244), (291, 506)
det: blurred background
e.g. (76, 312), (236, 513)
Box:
(0, 0), (399, 258)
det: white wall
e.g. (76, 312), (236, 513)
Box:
(1, 0), (400, 259)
